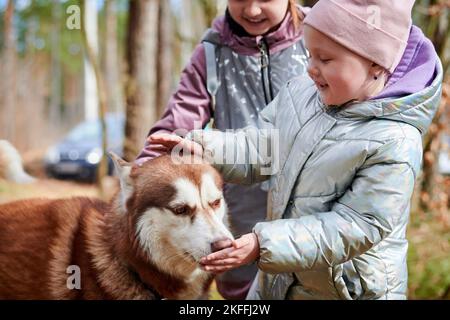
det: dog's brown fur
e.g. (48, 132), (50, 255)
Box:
(0, 155), (230, 299)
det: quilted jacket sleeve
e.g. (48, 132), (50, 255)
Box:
(187, 85), (286, 185)
(254, 138), (421, 273)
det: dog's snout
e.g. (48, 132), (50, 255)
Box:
(210, 238), (233, 253)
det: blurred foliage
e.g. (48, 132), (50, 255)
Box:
(1, 0), (449, 300)
(198, 0), (218, 28)
(408, 203), (450, 299)
(16, 0), (83, 73)
(410, 0), (450, 300)
(1, 1), (129, 75)
(413, 0), (450, 75)
(99, 0), (129, 66)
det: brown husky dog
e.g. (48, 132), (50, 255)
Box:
(0, 154), (233, 299)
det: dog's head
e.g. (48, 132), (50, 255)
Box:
(109, 153), (234, 278)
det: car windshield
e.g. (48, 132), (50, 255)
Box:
(65, 115), (124, 143)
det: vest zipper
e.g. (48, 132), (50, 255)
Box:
(258, 38), (274, 105)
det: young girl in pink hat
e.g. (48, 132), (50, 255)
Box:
(152, 0), (443, 299)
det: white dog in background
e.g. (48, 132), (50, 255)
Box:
(0, 140), (35, 183)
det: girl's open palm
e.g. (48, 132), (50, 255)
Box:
(200, 233), (260, 273)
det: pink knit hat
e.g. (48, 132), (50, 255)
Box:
(304, 0), (415, 73)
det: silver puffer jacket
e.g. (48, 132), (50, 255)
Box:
(189, 59), (443, 300)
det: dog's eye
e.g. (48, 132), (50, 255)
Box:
(173, 205), (191, 216)
(210, 198), (221, 209)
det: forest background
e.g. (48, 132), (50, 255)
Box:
(0, 0), (449, 299)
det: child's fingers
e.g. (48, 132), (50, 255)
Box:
(201, 257), (238, 266)
(201, 246), (248, 266)
(149, 134), (203, 156)
(149, 134), (182, 147)
(201, 247), (235, 262)
(149, 145), (169, 152)
(149, 133), (180, 141)
(211, 238), (233, 252)
(147, 141), (176, 150)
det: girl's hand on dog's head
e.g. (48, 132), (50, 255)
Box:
(149, 134), (203, 157)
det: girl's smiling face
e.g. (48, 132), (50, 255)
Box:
(304, 25), (385, 106)
(228, 0), (289, 36)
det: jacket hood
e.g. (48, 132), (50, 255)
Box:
(334, 26), (443, 136)
(375, 26), (438, 99)
(207, 5), (307, 55)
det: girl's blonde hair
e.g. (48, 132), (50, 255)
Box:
(289, 0), (304, 31)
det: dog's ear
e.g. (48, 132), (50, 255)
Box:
(108, 152), (133, 213)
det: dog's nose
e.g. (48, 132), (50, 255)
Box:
(211, 238), (233, 253)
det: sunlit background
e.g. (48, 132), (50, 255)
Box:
(0, 0), (448, 299)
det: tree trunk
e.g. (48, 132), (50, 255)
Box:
(415, 0), (450, 214)
(217, 0), (228, 15)
(49, 0), (62, 127)
(84, 0), (99, 121)
(81, 1), (108, 196)
(156, 0), (173, 118)
(1, 0), (16, 141)
(124, 0), (159, 161)
(103, 0), (124, 114)
(198, 0), (218, 28)
(178, 0), (206, 67)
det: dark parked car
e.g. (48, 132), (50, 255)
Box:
(45, 113), (125, 181)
